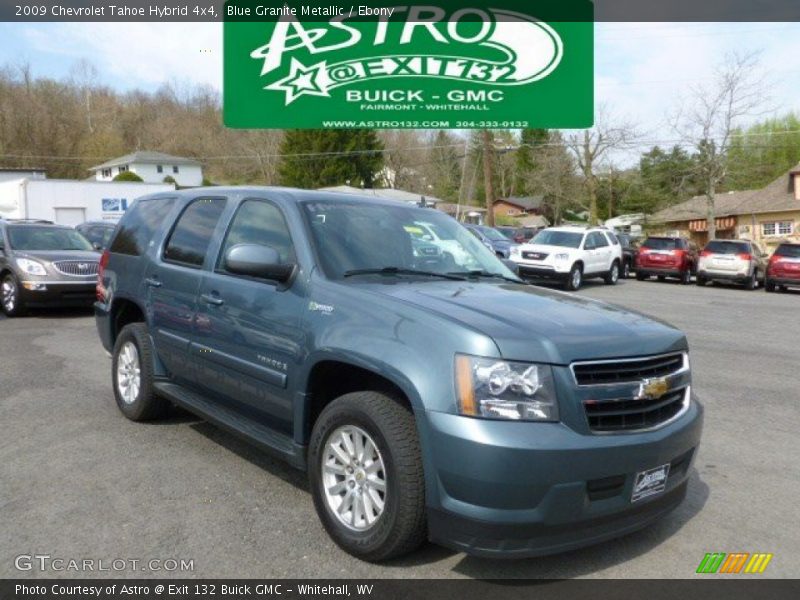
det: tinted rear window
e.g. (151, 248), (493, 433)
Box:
(642, 237), (680, 250)
(163, 198), (227, 267)
(109, 198), (176, 256)
(775, 244), (800, 258)
(704, 240), (749, 255)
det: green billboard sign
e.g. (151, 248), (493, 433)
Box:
(224, 2), (594, 128)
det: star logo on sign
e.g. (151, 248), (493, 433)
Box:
(266, 59), (330, 105)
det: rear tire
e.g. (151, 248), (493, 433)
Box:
(604, 261), (620, 285)
(636, 272), (647, 281)
(680, 269), (691, 285)
(745, 270), (758, 290)
(1, 273), (26, 317)
(565, 264), (583, 291)
(765, 278), (775, 293)
(696, 275), (706, 287)
(309, 391), (426, 562)
(112, 323), (168, 421)
(621, 260), (631, 279)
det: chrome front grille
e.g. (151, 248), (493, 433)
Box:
(571, 352), (690, 433)
(52, 260), (99, 277)
(572, 352), (685, 386)
(584, 388), (689, 433)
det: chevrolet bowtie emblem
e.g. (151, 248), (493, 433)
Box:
(637, 377), (669, 400)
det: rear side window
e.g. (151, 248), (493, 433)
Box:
(110, 198), (176, 256)
(163, 198), (227, 267)
(704, 240), (749, 255)
(606, 232), (619, 245)
(643, 237), (679, 250)
(775, 244), (800, 258)
(588, 232), (609, 248)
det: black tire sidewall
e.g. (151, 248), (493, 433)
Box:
(111, 323), (160, 421)
(308, 393), (423, 561)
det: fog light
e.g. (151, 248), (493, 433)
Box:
(22, 282), (47, 291)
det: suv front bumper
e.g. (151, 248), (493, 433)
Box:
(19, 280), (96, 307)
(420, 398), (703, 558)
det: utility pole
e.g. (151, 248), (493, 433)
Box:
(482, 129), (496, 226)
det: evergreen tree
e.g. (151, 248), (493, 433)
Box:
(277, 129), (383, 188)
(514, 128), (549, 195)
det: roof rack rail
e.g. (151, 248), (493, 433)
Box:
(3, 218), (55, 224)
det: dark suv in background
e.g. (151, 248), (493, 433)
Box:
(636, 236), (698, 284)
(95, 188), (702, 561)
(1, 219), (99, 316)
(76, 221), (117, 251)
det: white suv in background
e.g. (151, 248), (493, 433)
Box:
(510, 226), (623, 291)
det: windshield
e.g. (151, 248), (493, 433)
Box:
(8, 226), (93, 251)
(302, 201), (516, 280)
(478, 226), (507, 241)
(532, 230), (583, 249)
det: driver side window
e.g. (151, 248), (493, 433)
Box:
(219, 199), (296, 271)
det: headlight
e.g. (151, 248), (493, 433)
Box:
(454, 354), (559, 421)
(16, 258), (47, 276)
(554, 253), (570, 262)
(510, 246), (520, 256)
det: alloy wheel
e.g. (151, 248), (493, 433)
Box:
(322, 425), (387, 531)
(2, 278), (16, 312)
(116, 341), (141, 405)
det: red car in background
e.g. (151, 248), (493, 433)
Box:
(636, 236), (698, 285)
(765, 243), (800, 292)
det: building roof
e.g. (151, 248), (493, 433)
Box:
(318, 185), (445, 205)
(517, 214), (549, 228)
(651, 163), (800, 223)
(496, 195), (544, 211)
(88, 151), (202, 171)
(436, 203), (488, 216)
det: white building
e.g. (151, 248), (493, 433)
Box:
(88, 151), (203, 187)
(0, 167), (47, 183)
(0, 178), (175, 225)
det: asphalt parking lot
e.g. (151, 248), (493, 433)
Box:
(1, 279), (798, 579)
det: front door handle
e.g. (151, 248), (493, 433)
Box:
(201, 293), (224, 306)
(144, 277), (161, 288)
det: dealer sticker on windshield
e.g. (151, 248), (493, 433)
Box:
(631, 464), (670, 503)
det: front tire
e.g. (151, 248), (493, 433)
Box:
(621, 260), (631, 279)
(604, 261), (620, 285)
(565, 264), (583, 291)
(745, 269), (758, 290)
(112, 323), (168, 421)
(1, 273), (26, 317)
(309, 391), (426, 562)
(680, 269), (692, 285)
(765, 278), (776, 293)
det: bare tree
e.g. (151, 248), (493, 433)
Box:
(567, 106), (638, 225)
(482, 129), (497, 226)
(672, 51), (771, 239)
(523, 131), (581, 225)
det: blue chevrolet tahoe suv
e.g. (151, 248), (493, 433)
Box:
(95, 188), (703, 561)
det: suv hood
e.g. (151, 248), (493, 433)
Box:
(521, 243), (579, 255)
(15, 250), (100, 263)
(357, 281), (686, 364)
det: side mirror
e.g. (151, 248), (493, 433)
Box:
(501, 258), (519, 275)
(224, 244), (295, 283)
(92, 242), (102, 251)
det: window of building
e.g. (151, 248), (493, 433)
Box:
(163, 198), (227, 267)
(101, 169), (112, 178)
(157, 165), (163, 174)
(118, 165), (128, 173)
(762, 221), (793, 237)
(173, 166), (180, 174)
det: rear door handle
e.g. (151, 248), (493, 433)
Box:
(144, 277), (161, 288)
(201, 293), (224, 306)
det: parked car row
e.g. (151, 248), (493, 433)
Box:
(635, 235), (800, 293)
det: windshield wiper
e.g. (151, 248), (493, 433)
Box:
(451, 270), (525, 284)
(343, 267), (468, 281)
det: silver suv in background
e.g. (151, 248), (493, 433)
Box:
(696, 239), (768, 290)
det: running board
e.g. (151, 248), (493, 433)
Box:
(154, 381), (307, 470)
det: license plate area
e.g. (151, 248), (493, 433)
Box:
(631, 463), (670, 502)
